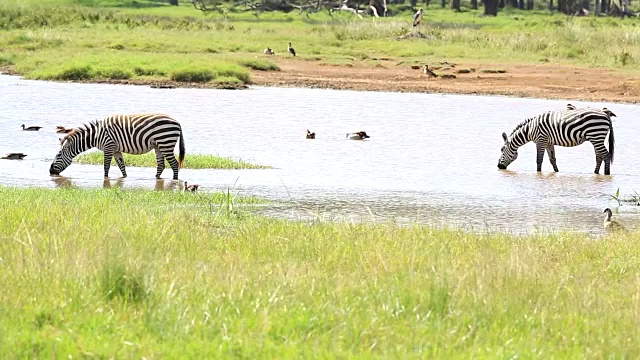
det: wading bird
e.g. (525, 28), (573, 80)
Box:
(184, 181), (199, 192)
(288, 42), (296, 57)
(423, 65), (438, 79)
(1, 153), (27, 160)
(603, 208), (628, 233)
(306, 129), (316, 139)
(413, 8), (424, 32)
(346, 131), (370, 140)
(21, 124), (42, 131)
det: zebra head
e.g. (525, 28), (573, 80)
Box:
(498, 132), (518, 169)
(49, 133), (81, 175)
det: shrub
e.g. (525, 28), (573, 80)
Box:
(239, 59), (280, 71)
(54, 65), (93, 80)
(170, 69), (214, 83)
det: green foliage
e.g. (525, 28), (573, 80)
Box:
(54, 65), (93, 80)
(0, 186), (638, 357)
(170, 68), (214, 82)
(239, 59), (280, 71)
(74, 151), (272, 169)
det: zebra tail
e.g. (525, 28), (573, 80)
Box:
(178, 131), (185, 168)
(608, 121), (615, 164)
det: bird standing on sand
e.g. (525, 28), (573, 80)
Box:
(423, 65), (437, 80)
(1, 153), (27, 160)
(413, 8), (424, 33)
(21, 124), (42, 131)
(603, 208), (628, 233)
(288, 42), (296, 57)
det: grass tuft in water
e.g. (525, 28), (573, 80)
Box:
(74, 151), (272, 169)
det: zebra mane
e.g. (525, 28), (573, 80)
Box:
(61, 119), (98, 145)
(509, 117), (533, 137)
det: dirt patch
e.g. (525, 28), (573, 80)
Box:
(251, 59), (640, 104)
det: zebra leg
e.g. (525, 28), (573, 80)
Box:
(536, 142), (545, 172)
(159, 146), (180, 180)
(114, 152), (127, 178)
(546, 145), (559, 172)
(154, 147), (166, 179)
(591, 140), (608, 175)
(103, 150), (114, 178)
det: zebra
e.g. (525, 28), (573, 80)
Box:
(49, 113), (185, 180)
(497, 108), (615, 175)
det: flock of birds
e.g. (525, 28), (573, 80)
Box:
(4, 124), (201, 192)
(263, 42), (296, 57)
(305, 129), (370, 140)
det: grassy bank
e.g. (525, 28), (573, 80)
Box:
(0, 186), (638, 357)
(1, 0), (640, 88)
(74, 151), (272, 169)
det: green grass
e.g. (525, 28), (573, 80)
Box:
(74, 151), (271, 169)
(0, 186), (639, 357)
(2, 0), (640, 87)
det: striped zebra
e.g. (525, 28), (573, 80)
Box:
(49, 113), (185, 180)
(498, 108), (615, 175)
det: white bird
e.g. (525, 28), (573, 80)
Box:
(413, 8), (424, 33)
(263, 47), (274, 55)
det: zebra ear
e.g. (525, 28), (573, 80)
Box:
(502, 132), (508, 141)
(58, 138), (64, 145)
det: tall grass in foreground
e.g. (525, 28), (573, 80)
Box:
(0, 187), (639, 357)
(74, 151), (271, 169)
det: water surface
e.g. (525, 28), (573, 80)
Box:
(1, 74), (638, 234)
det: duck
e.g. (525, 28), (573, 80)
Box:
(263, 47), (275, 55)
(602, 107), (617, 117)
(603, 208), (628, 233)
(346, 131), (370, 140)
(306, 129), (316, 139)
(55, 126), (73, 134)
(184, 181), (199, 192)
(21, 124), (43, 131)
(1, 152), (27, 160)
(566, 103), (577, 110)
(288, 42), (296, 57)
(423, 65), (438, 80)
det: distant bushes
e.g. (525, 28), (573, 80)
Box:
(239, 59), (280, 71)
(170, 69), (214, 83)
(170, 64), (250, 84)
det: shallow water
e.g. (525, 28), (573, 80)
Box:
(1, 74), (638, 234)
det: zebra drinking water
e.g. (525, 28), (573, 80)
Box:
(49, 113), (185, 180)
(498, 108), (615, 175)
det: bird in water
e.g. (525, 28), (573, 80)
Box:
(184, 181), (199, 192)
(566, 103), (576, 110)
(1, 153), (27, 160)
(306, 129), (315, 139)
(602, 208), (628, 233)
(288, 42), (296, 57)
(423, 65), (438, 80)
(56, 126), (73, 134)
(412, 8), (424, 32)
(346, 131), (370, 140)
(21, 124), (42, 131)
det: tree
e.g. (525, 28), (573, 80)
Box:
(471, 0), (478, 9)
(484, 0), (499, 15)
(169, 0), (178, 5)
(450, 0), (461, 11)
